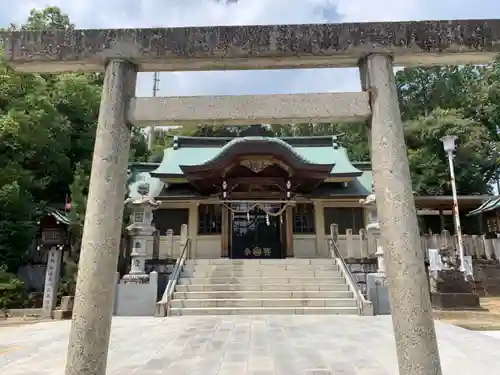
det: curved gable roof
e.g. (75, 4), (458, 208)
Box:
(150, 136), (363, 178)
(179, 136), (334, 174)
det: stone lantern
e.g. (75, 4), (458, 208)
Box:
(360, 183), (385, 274)
(123, 182), (160, 283)
(360, 183), (390, 315)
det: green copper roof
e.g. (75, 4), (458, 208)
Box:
(127, 165), (373, 199)
(467, 197), (500, 216)
(127, 136), (372, 199)
(151, 136), (362, 177)
(45, 207), (71, 226)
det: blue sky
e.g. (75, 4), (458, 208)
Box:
(1, 0), (499, 97)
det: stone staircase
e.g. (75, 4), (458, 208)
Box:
(169, 258), (361, 316)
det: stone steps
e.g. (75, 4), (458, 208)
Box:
(180, 270), (342, 278)
(170, 298), (357, 308)
(173, 290), (353, 299)
(182, 264), (340, 270)
(177, 277), (346, 285)
(169, 306), (359, 316)
(184, 259), (336, 266)
(169, 259), (359, 316)
(175, 283), (350, 292)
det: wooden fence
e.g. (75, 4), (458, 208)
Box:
(330, 224), (500, 261)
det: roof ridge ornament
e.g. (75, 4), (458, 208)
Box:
(332, 135), (339, 150)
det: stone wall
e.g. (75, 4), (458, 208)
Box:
(293, 235), (317, 258)
(346, 259), (378, 297)
(473, 260), (500, 296)
(429, 270), (473, 294)
(17, 264), (46, 292)
(114, 272), (158, 316)
(345, 258), (500, 298)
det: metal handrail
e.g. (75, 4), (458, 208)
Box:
(159, 238), (190, 316)
(327, 238), (369, 315)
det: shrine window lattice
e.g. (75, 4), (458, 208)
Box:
(152, 209), (189, 235)
(41, 229), (62, 242)
(293, 204), (316, 234)
(323, 207), (365, 235)
(198, 204), (222, 235)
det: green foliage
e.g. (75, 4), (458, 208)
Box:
(57, 259), (78, 299)
(0, 264), (27, 310)
(386, 68), (498, 195)
(66, 164), (88, 260)
(405, 108), (493, 195)
(0, 7), (148, 273)
(0, 5), (499, 278)
(0, 182), (38, 271)
(68, 164), (88, 229)
(21, 7), (74, 30)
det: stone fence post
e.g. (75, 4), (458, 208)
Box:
(180, 224), (188, 257)
(166, 229), (174, 258)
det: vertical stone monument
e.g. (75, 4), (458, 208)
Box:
(361, 185), (390, 315)
(42, 246), (63, 318)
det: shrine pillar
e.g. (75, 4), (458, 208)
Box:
(359, 54), (442, 375)
(65, 60), (137, 375)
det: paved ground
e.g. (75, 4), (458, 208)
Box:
(1, 316), (500, 375)
(481, 330), (500, 339)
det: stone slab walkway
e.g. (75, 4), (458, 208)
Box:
(1, 315), (499, 375)
(481, 330), (500, 339)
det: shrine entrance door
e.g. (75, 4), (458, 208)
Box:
(230, 204), (284, 259)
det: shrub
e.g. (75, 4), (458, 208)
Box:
(0, 264), (27, 312)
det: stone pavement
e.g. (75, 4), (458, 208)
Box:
(481, 330), (500, 339)
(1, 315), (499, 375)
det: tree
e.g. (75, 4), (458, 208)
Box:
(405, 108), (493, 195)
(67, 164), (88, 259)
(0, 6), (149, 272)
(396, 61), (500, 188)
(0, 264), (26, 313)
(0, 181), (39, 271)
(14, 7), (74, 31)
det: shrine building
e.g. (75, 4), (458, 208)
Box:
(126, 135), (487, 260)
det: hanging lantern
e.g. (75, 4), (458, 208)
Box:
(222, 180), (228, 199)
(280, 215), (283, 224)
(247, 211), (250, 221)
(286, 180), (291, 199)
(266, 213), (270, 226)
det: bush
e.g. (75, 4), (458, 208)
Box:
(57, 260), (78, 302)
(0, 264), (27, 311)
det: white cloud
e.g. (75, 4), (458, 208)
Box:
(1, 0), (499, 97)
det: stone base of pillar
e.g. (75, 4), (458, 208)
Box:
(52, 296), (74, 320)
(122, 273), (150, 284)
(430, 292), (480, 310)
(366, 273), (391, 315)
(429, 269), (481, 310)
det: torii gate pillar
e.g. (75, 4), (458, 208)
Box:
(64, 60), (137, 375)
(360, 54), (442, 375)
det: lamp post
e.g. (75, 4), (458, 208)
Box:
(440, 135), (465, 273)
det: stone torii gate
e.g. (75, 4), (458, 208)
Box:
(3, 20), (500, 375)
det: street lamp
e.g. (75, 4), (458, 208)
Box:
(440, 135), (465, 273)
